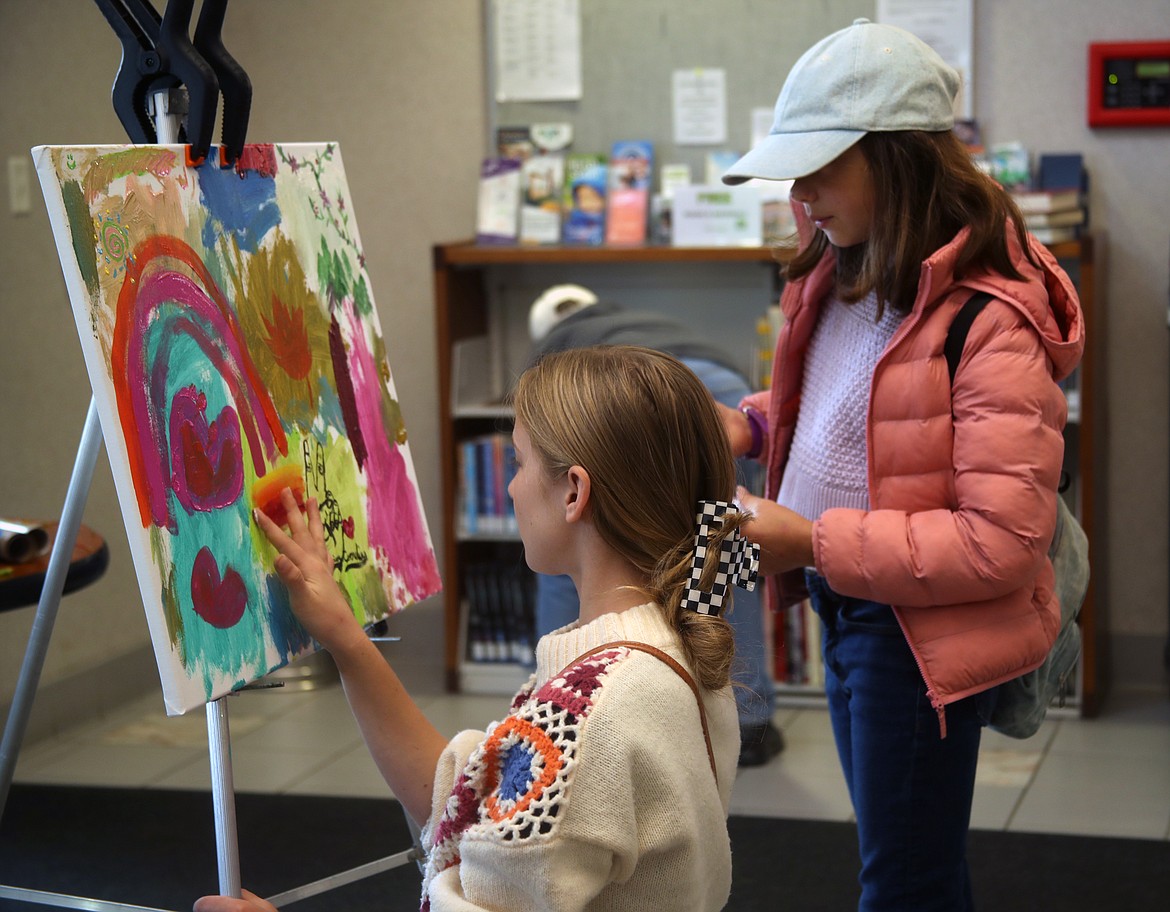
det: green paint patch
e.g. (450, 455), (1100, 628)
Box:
(61, 180), (99, 297)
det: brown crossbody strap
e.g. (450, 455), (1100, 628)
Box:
(558, 640), (718, 783)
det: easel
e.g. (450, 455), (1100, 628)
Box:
(0, 2), (424, 908)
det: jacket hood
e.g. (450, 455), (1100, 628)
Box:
(917, 225), (1085, 383)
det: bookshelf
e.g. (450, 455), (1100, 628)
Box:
(431, 237), (1103, 714)
(432, 241), (784, 692)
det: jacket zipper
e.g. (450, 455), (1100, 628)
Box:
(871, 268), (951, 739)
(892, 607), (949, 739)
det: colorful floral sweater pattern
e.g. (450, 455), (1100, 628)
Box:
(418, 601), (738, 912)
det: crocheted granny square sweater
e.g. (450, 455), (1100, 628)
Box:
(419, 601), (738, 912)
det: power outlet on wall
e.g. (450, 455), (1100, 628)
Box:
(8, 156), (32, 215)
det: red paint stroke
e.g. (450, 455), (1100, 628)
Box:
(190, 546), (247, 628)
(263, 293), (313, 381)
(112, 235), (288, 529)
(234, 145), (278, 179)
(169, 385), (244, 514)
(328, 314), (368, 469)
(252, 466), (306, 527)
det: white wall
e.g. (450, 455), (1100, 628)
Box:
(0, 0), (1166, 740)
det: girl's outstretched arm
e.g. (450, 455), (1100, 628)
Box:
(254, 488), (447, 826)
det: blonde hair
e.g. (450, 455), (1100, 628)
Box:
(511, 345), (745, 690)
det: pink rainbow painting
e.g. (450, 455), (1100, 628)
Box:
(34, 143), (442, 714)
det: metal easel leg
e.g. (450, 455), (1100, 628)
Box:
(206, 698), (242, 897)
(0, 397), (103, 819)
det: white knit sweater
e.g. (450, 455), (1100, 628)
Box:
(777, 292), (903, 520)
(420, 601), (739, 911)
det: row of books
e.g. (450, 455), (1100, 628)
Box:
(955, 124), (1088, 246)
(1012, 184), (1087, 246)
(994, 142), (1087, 245)
(458, 433), (517, 537)
(464, 561), (535, 666)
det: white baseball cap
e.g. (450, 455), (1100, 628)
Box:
(723, 18), (960, 184)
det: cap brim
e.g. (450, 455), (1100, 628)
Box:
(721, 130), (865, 184)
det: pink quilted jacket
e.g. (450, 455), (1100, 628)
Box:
(744, 225), (1085, 734)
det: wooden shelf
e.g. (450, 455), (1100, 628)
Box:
(434, 240), (786, 269)
(432, 240), (784, 692)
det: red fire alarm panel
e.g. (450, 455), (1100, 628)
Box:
(1088, 41), (1170, 127)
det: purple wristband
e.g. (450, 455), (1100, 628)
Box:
(740, 406), (766, 459)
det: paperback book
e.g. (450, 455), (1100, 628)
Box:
(1037, 152), (1086, 192)
(604, 140), (653, 245)
(1010, 187), (1083, 215)
(476, 157), (521, 245)
(562, 153), (608, 245)
(1028, 225), (1080, 246)
(1024, 207), (1085, 229)
(519, 154), (565, 245)
(496, 126), (536, 162)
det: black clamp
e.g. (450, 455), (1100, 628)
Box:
(92, 0), (252, 165)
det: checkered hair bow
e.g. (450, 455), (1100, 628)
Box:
(679, 500), (760, 617)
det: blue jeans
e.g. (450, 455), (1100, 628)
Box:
(806, 570), (992, 912)
(534, 357), (775, 730)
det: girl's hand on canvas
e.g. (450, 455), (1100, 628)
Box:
(734, 485), (815, 575)
(193, 889), (278, 912)
(253, 487), (365, 657)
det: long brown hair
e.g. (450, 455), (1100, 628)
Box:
(786, 130), (1039, 315)
(511, 345), (743, 691)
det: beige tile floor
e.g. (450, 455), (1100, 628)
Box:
(10, 677), (1170, 842)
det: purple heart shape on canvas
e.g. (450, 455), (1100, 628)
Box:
(190, 546), (247, 629)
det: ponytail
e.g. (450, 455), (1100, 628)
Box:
(647, 511), (751, 692)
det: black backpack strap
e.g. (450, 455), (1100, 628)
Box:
(944, 290), (996, 384)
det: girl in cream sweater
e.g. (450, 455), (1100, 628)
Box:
(196, 345), (758, 912)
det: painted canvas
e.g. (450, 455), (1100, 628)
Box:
(33, 143), (442, 714)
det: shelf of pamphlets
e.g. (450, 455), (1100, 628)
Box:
(478, 126), (796, 250)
